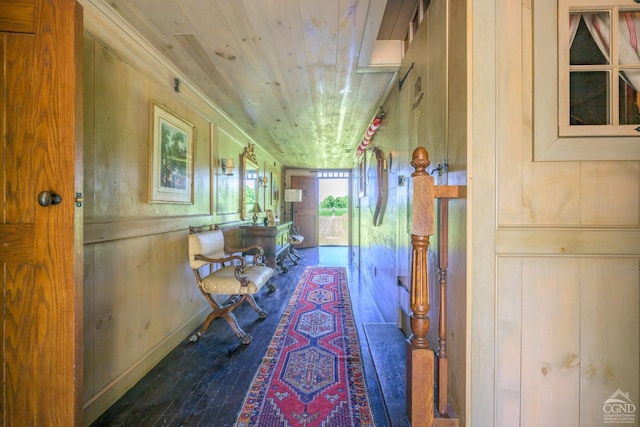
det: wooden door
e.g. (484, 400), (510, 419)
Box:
(290, 176), (317, 248)
(0, 0), (83, 425)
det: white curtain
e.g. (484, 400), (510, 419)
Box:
(569, 11), (640, 90)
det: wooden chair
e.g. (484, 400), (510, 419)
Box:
(188, 226), (275, 345)
(287, 224), (304, 264)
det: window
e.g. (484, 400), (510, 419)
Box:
(559, 3), (640, 137)
(403, 29), (410, 54)
(533, 0), (640, 161)
(422, 0), (431, 17)
(411, 7), (420, 40)
(404, 1), (426, 53)
(315, 170), (350, 179)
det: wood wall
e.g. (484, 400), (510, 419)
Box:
(353, 0), (469, 422)
(81, 8), (283, 424)
(469, 0), (640, 426)
(355, 0), (638, 426)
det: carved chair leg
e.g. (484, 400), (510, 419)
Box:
(277, 255), (289, 273)
(266, 280), (276, 293)
(222, 312), (252, 345)
(190, 305), (225, 343)
(294, 245), (303, 259)
(246, 294), (267, 318)
(190, 290), (251, 344)
(287, 248), (299, 265)
(199, 310), (220, 335)
(189, 308), (219, 342)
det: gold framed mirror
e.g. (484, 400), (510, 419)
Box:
(241, 144), (259, 221)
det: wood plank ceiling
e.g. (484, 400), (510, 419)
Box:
(88, 0), (418, 169)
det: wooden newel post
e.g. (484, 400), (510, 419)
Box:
(406, 146), (435, 426)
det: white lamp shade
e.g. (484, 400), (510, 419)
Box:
(284, 189), (302, 203)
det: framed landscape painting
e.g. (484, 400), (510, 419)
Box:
(149, 101), (195, 204)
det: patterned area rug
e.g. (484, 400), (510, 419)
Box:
(235, 267), (374, 427)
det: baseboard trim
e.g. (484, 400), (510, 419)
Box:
(82, 306), (208, 426)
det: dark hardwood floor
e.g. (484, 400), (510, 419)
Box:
(91, 246), (409, 427)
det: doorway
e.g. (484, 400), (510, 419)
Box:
(289, 171), (351, 249)
(317, 172), (350, 247)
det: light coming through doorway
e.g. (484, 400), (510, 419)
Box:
(318, 175), (349, 246)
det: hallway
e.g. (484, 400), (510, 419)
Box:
(91, 247), (409, 427)
(318, 214), (349, 246)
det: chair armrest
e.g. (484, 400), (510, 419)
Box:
(225, 244), (264, 256)
(289, 225), (301, 235)
(194, 253), (247, 269)
(225, 244), (268, 266)
(194, 253), (257, 287)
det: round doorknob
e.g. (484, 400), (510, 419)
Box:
(37, 191), (62, 207)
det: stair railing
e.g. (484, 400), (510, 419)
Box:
(407, 146), (460, 426)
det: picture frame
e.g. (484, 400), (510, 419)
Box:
(265, 209), (275, 222)
(149, 101), (195, 204)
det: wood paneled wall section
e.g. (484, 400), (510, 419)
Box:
(80, 16), (283, 424)
(469, 0), (640, 426)
(354, 0), (469, 423)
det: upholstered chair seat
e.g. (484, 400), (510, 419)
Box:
(187, 226), (275, 345)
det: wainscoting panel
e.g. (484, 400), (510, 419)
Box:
(82, 229), (208, 424)
(496, 256), (639, 427)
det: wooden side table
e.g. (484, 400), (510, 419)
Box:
(240, 221), (292, 272)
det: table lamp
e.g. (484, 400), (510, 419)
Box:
(252, 202), (262, 225)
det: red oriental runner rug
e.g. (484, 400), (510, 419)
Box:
(235, 267), (374, 427)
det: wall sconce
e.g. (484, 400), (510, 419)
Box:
(260, 175), (269, 188)
(221, 158), (234, 176)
